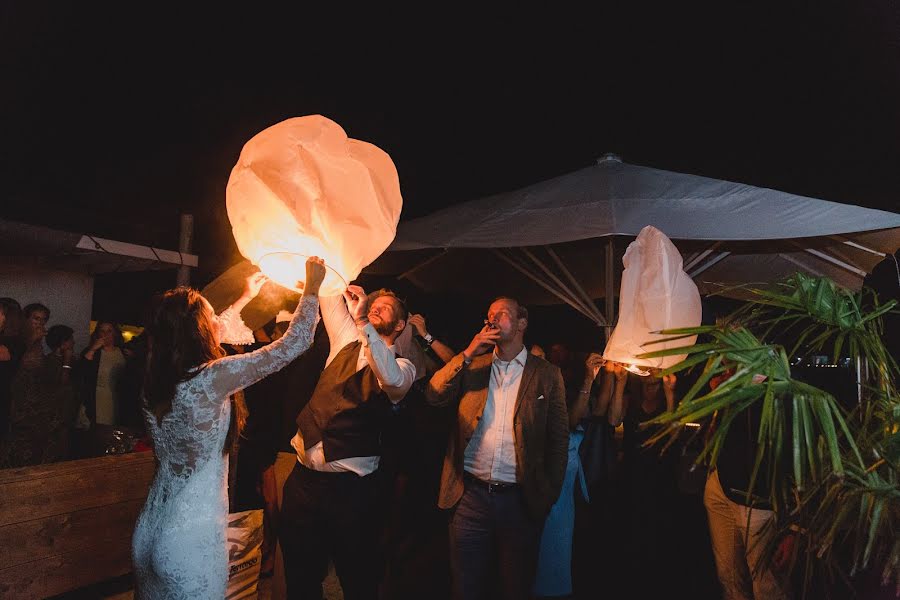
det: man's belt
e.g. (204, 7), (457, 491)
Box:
(464, 471), (518, 493)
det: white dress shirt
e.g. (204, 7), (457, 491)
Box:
(292, 294), (416, 475)
(463, 345), (528, 483)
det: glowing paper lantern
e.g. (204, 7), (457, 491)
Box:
(226, 115), (403, 296)
(603, 225), (702, 373)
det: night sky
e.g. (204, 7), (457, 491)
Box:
(2, 3), (899, 329)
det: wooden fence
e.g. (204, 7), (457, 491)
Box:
(0, 452), (155, 599)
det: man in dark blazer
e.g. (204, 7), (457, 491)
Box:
(426, 296), (568, 600)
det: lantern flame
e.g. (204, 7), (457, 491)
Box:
(625, 363), (651, 377)
(258, 252), (348, 294)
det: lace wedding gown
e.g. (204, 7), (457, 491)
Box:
(132, 295), (319, 599)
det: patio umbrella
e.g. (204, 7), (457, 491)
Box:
(367, 154), (900, 330)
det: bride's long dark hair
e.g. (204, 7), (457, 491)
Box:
(143, 287), (242, 454)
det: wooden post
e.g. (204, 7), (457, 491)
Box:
(177, 213), (194, 287)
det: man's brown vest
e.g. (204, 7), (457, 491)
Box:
(295, 340), (391, 462)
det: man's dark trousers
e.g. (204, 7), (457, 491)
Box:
(448, 476), (544, 600)
(279, 462), (382, 600)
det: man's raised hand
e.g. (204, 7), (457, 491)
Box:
(344, 285), (370, 325)
(408, 314), (428, 338)
(462, 324), (501, 361)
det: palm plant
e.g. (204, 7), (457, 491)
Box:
(637, 273), (899, 597)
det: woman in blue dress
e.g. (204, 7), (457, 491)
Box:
(533, 352), (600, 597)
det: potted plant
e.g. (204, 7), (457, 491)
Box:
(638, 273), (898, 598)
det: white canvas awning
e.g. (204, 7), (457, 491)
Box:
(0, 218), (198, 274)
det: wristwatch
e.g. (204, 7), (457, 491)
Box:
(423, 333), (434, 345)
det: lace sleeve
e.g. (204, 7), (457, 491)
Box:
(216, 305), (256, 345)
(203, 294), (320, 399)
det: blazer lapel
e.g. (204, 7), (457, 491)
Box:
(513, 354), (539, 420)
(469, 354), (493, 422)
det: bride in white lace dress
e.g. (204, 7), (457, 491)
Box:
(132, 257), (326, 599)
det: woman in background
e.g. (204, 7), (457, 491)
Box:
(78, 320), (128, 427)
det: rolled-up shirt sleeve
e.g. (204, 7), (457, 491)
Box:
(359, 323), (415, 403)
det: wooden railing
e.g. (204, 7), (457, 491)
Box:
(0, 452), (155, 599)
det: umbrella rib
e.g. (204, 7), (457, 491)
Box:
(790, 242), (868, 277)
(688, 251), (731, 279)
(518, 247), (607, 325)
(829, 236), (887, 257)
(778, 253), (827, 279)
(540, 246), (609, 326)
(683, 241), (722, 272)
(397, 249), (451, 280)
(491, 249), (606, 327)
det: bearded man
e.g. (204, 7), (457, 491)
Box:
(278, 286), (415, 600)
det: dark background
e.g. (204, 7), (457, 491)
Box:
(2, 2), (899, 348)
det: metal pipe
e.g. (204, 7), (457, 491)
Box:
(605, 238), (615, 342)
(177, 214), (194, 287)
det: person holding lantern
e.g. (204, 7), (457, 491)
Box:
(278, 284), (416, 600)
(132, 258), (325, 600)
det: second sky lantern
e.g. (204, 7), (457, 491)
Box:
(603, 225), (702, 374)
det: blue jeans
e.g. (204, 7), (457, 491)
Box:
(449, 477), (544, 600)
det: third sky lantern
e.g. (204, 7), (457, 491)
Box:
(603, 225), (702, 374)
(226, 115), (403, 296)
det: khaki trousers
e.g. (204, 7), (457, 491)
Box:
(703, 470), (791, 600)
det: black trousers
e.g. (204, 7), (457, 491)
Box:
(448, 477), (544, 600)
(278, 462), (382, 600)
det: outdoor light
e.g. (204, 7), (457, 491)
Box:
(226, 115), (403, 295)
(603, 225), (702, 370)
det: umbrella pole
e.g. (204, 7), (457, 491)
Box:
(604, 238), (615, 343)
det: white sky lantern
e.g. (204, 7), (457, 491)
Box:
(603, 225), (702, 375)
(226, 115), (403, 296)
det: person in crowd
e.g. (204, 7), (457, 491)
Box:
(0, 298), (24, 440)
(570, 352), (616, 598)
(408, 313), (456, 365)
(233, 310), (328, 588)
(597, 359), (629, 427)
(548, 342), (583, 401)
(118, 294), (164, 435)
(380, 312), (455, 600)
(620, 367), (680, 595)
(704, 367), (792, 600)
(256, 314), (330, 600)
(533, 348), (592, 598)
(1, 303), (74, 466)
(45, 324), (79, 457)
(131, 259), (324, 600)
(529, 344), (546, 359)
(231, 321), (279, 562)
(77, 321), (129, 428)
(279, 285), (416, 600)
(426, 296), (568, 600)
(21, 303), (50, 364)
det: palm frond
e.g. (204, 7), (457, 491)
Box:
(635, 273), (900, 596)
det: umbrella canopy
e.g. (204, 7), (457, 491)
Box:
(369, 155), (900, 326)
